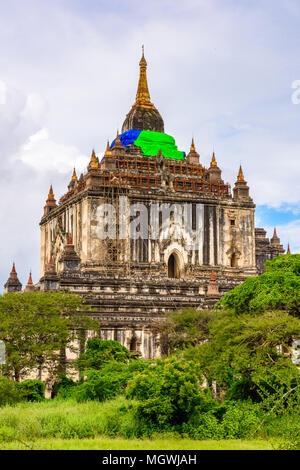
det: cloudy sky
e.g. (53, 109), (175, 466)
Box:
(0, 0), (299, 289)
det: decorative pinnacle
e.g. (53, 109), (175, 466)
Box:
(89, 149), (99, 169)
(210, 152), (217, 168)
(72, 168), (77, 182)
(190, 138), (196, 153)
(11, 262), (16, 274)
(48, 185), (55, 200)
(105, 140), (112, 157)
(237, 165), (245, 182)
(27, 272), (33, 285)
(134, 47), (155, 109)
(49, 254), (54, 264)
(210, 269), (216, 282)
(273, 227), (278, 238)
(67, 233), (73, 245)
(113, 131), (123, 149)
(287, 243), (291, 254)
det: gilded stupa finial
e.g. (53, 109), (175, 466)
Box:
(113, 131), (123, 149)
(72, 168), (77, 182)
(190, 138), (196, 153)
(48, 185), (55, 200)
(89, 149), (99, 169)
(135, 46), (155, 109)
(27, 272), (33, 286)
(210, 152), (217, 168)
(105, 140), (112, 157)
(237, 165), (245, 182)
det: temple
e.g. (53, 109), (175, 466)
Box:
(5, 50), (288, 359)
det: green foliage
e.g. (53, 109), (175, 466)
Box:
(184, 310), (300, 401)
(0, 291), (99, 381)
(17, 379), (45, 402)
(217, 254), (300, 315)
(74, 360), (151, 402)
(183, 402), (261, 439)
(52, 374), (77, 399)
(161, 309), (215, 353)
(75, 338), (132, 373)
(126, 358), (209, 431)
(0, 376), (21, 407)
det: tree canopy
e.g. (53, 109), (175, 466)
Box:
(75, 338), (133, 373)
(216, 254), (300, 315)
(0, 291), (99, 381)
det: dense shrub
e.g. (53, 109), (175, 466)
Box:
(127, 358), (211, 432)
(0, 377), (21, 407)
(52, 375), (77, 399)
(17, 379), (45, 402)
(74, 360), (151, 402)
(76, 338), (132, 372)
(183, 401), (261, 439)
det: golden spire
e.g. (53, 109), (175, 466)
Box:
(105, 140), (112, 157)
(89, 149), (99, 169)
(210, 152), (217, 168)
(190, 138), (196, 153)
(27, 272), (33, 286)
(48, 185), (55, 200)
(112, 131), (123, 149)
(237, 165), (245, 182)
(134, 46), (155, 109)
(72, 167), (77, 182)
(11, 262), (16, 274)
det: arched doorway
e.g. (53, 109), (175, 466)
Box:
(168, 253), (180, 278)
(231, 253), (238, 267)
(130, 336), (137, 352)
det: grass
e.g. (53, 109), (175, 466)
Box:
(1, 437), (276, 450)
(0, 397), (291, 450)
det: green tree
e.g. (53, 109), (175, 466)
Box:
(161, 308), (215, 354)
(0, 291), (99, 381)
(75, 338), (132, 373)
(216, 254), (300, 315)
(184, 310), (300, 401)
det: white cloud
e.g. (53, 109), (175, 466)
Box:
(0, 80), (88, 290)
(16, 128), (88, 174)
